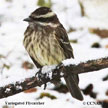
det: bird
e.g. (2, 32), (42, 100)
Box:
(23, 7), (83, 101)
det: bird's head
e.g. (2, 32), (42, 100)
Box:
(24, 7), (59, 27)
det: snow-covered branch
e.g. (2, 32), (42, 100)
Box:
(0, 57), (108, 99)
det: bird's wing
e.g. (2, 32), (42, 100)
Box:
(55, 24), (74, 59)
(30, 56), (42, 68)
(55, 25), (83, 100)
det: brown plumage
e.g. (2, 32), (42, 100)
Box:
(23, 7), (83, 100)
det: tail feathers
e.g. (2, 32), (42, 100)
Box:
(64, 74), (83, 101)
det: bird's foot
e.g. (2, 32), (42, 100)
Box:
(35, 68), (42, 81)
(35, 68), (47, 89)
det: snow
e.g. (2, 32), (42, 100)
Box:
(5, 88), (11, 93)
(0, 68), (38, 87)
(16, 85), (23, 90)
(41, 65), (57, 74)
(62, 58), (81, 66)
(0, 0), (108, 108)
(41, 65), (57, 79)
(80, 0), (108, 20)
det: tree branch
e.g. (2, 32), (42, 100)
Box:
(0, 57), (108, 99)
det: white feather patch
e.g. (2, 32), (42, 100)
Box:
(36, 12), (55, 18)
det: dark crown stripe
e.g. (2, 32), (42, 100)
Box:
(30, 15), (57, 23)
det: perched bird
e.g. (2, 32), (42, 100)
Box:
(23, 7), (83, 101)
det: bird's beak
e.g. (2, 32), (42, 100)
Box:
(23, 17), (32, 22)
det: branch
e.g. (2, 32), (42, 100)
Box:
(0, 57), (108, 99)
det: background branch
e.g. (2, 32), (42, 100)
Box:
(0, 57), (108, 99)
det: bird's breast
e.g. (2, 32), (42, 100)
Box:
(24, 28), (66, 66)
(33, 30), (65, 66)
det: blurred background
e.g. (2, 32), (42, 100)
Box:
(0, 0), (108, 108)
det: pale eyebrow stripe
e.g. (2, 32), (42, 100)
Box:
(35, 12), (55, 18)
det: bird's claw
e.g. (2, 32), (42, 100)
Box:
(35, 69), (42, 81)
(35, 69), (47, 90)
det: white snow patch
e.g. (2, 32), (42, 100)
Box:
(16, 85), (22, 90)
(41, 65), (57, 79)
(62, 58), (81, 66)
(42, 65), (57, 74)
(5, 88), (11, 93)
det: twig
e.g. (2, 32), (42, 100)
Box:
(0, 57), (108, 99)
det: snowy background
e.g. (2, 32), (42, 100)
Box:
(0, 0), (108, 108)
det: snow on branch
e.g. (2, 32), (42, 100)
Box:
(0, 57), (108, 99)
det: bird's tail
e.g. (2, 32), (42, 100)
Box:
(64, 73), (83, 101)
